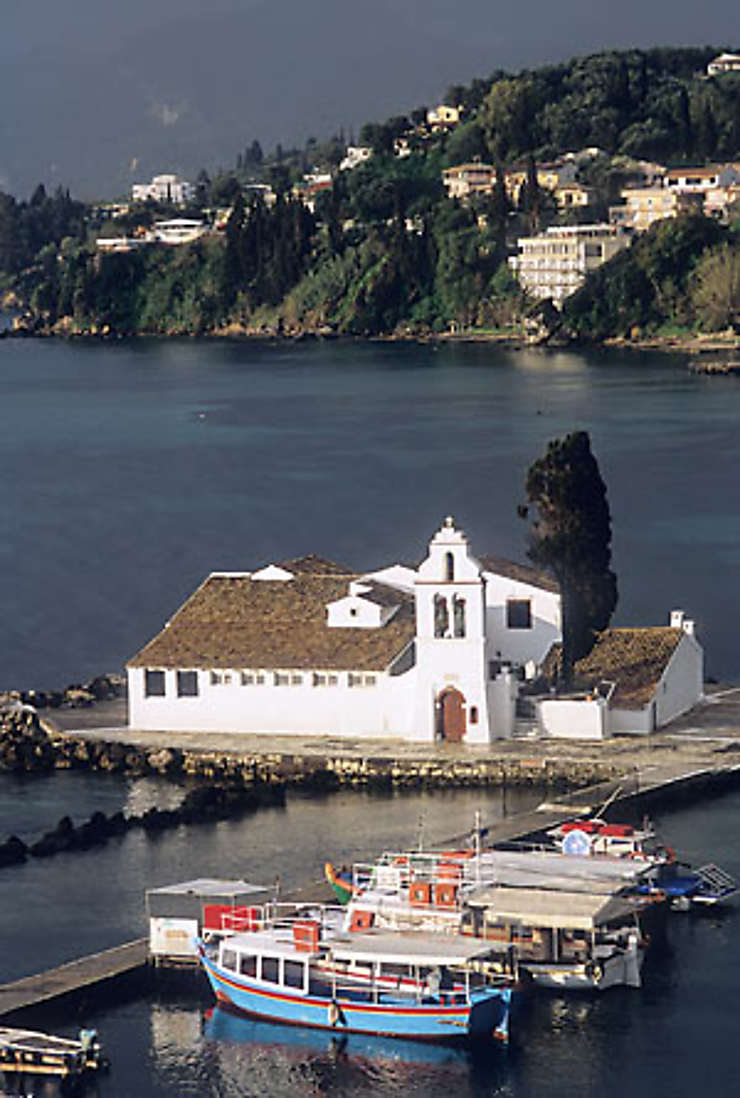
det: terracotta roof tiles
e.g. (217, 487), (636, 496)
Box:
(542, 627), (685, 709)
(128, 571), (415, 672)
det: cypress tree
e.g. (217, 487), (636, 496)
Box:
(520, 431), (618, 688)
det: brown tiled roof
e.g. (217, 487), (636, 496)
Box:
(479, 555), (560, 594)
(127, 571), (415, 672)
(359, 582), (406, 609)
(278, 555), (353, 575)
(542, 628), (684, 709)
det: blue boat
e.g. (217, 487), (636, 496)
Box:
(197, 920), (514, 1043)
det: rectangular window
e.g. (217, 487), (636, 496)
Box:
(283, 960), (305, 988)
(238, 953), (257, 977)
(145, 670), (165, 697)
(348, 673), (362, 688)
(274, 672), (290, 686)
(328, 675), (338, 686)
(313, 672), (326, 687)
(210, 671), (222, 686)
(221, 949), (237, 972)
(260, 957), (280, 983)
(290, 673), (303, 686)
(177, 670), (198, 697)
(241, 672), (265, 686)
(506, 599), (532, 629)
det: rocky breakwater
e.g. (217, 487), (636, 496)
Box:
(0, 702), (286, 870)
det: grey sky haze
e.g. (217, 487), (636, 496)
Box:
(2, 0), (737, 198)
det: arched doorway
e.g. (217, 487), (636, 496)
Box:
(437, 687), (466, 743)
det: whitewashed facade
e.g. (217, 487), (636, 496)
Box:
(127, 518), (560, 743)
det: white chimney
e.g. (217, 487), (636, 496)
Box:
(682, 619), (695, 636)
(670, 610), (685, 629)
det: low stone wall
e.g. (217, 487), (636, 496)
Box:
(0, 704), (622, 790)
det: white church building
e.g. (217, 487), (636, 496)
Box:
(127, 516), (704, 741)
(127, 518), (560, 742)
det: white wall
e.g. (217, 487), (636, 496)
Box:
(487, 671), (517, 739)
(128, 666), (419, 739)
(482, 572), (561, 667)
(538, 697), (609, 740)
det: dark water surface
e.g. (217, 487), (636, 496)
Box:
(2, 336), (740, 1096)
(1, 336), (739, 687)
(2, 774), (738, 1098)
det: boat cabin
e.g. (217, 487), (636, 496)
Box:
(462, 885), (642, 980)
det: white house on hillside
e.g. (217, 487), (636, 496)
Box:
(127, 518), (560, 743)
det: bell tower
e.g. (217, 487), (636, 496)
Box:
(412, 517), (490, 742)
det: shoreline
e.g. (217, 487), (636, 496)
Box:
(3, 313), (738, 358)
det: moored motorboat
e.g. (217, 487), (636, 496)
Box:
(197, 914), (516, 1043)
(335, 846), (656, 990)
(0, 1025), (105, 1080)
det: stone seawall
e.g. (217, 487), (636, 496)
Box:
(0, 705), (622, 791)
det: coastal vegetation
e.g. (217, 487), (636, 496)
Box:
(0, 46), (738, 341)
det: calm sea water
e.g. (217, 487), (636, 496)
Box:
(1, 335), (739, 688)
(1, 772), (738, 1098)
(2, 335), (740, 1097)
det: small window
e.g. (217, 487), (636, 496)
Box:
(274, 672), (290, 686)
(223, 672), (233, 685)
(291, 673), (303, 686)
(261, 957), (280, 983)
(506, 599), (532, 629)
(327, 674), (338, 686)
(445, 552), (455, 582)
(210, 671), (222, 686)
(350, 607), (358, 617)
(365, 674), (376, 687)
(221, 949), (237, 972)
(348, 673), (362, 688)
(470, 706), (478, 724)
(284, 960), (305, 988)
(145, 670), (165, 697)
(241, 671), (254, 685)
(177, 670), (198, 697)
(239, 954), (257, 977)
(313, 672), (326, 687)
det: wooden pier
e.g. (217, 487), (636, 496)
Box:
(0, 939), (148, 1021)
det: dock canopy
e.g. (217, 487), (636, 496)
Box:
(146, 878), (269, 919)
(464, 887), (639, 931)
(469, 850), (653, 895)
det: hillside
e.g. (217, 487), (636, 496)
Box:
(2, 46), (739, 341)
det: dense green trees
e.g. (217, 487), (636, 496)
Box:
(563, 213), (731, 339)
(520, 431), (618, 688)
(1, 47), (738, 337)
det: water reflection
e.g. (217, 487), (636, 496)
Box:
(200, 1005), (509, 1098)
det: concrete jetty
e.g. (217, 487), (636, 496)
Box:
(0, 939), (148, 1021)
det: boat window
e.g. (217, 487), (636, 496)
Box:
(284, 960), (305, 988)
(381, 963), (409, 978)
(221, 949), (237, 972)
(238, 953), (257, 977)
(260, 957), (280, 984)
